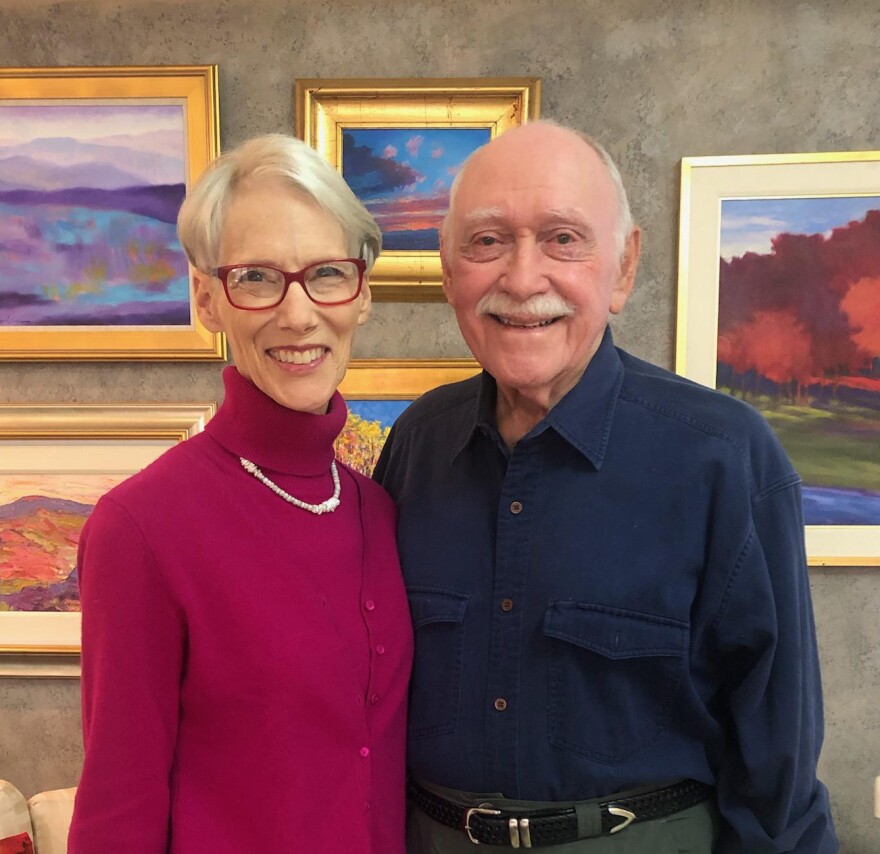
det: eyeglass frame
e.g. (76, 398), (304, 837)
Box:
(210, 258), (368, 310)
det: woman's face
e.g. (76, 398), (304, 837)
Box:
(194, 177), (371, 414)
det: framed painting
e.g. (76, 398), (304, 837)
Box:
(676, 152), (880, 566)
(295, 78), (541, 301)
(0, 403), (215, 674)
(0, 66), (224, 360)
(337, 358), (480, 475)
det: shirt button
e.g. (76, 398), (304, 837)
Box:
(501, 598), (514, 612)
(494, 698), (508, 712)
(364, 599), (375, 611)
(364, 801), (371, 811)
(359, 746), (370, 758)
(510, 500), (523, 514)
(370, 693), (380, 704)
(375, 644), (385, 655)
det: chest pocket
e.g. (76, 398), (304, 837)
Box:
(544, 602), (688, 764)
(407, 588), (469, 738)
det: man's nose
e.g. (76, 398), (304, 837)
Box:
(500, 239), (549, 297)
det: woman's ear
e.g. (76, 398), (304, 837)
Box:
(193, 270), (224, 332)
(356, 279), (372, 327)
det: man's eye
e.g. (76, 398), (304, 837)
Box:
(477, 235), (498, 246)
(554, 233), (574, 245)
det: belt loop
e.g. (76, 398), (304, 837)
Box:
(575, 801), (603, 839)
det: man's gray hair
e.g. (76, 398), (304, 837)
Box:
(177, 133), (382, 273)
(442, 119), (635, 262)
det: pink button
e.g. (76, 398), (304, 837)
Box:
(370, 693), (380, 705)
(364, 600), (376, 611)
(375, 644), (385, 654)
(364, 801), (371, 811)
(359, 746), (370, 758)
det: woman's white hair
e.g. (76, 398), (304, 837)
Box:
(443, 119), (635, 263)
(177, 133), (381, 273)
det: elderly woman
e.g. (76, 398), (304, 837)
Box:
(68, 135), (413, 854)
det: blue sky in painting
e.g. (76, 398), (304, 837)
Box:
(348, 399), (412, 428)
(720, 196), (880, 260)
(342, 127), (491, 250)
(343, 128), (489, 199)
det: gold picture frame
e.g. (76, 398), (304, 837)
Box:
(295, 77), (541, 301)
(676, 152), (880, 566)
(0, 65), (224, 361)
(0, 403), (215, 674)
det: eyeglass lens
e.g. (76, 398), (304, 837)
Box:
(225, 261), (360, 307)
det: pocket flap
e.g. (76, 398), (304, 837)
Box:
(407, 588), (469, 630)
(544, 603), (687, 659)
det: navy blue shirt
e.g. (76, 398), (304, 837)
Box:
(374, 328), (837, 853)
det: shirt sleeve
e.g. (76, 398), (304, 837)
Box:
(711, 479), (838, 854)
(68, 496), (185, 854)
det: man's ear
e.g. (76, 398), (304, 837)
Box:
(192, 270), (224, 332)
(439, 238), (455, 305)
(356, 278), (372, 326)
(610, 226), (641, 315)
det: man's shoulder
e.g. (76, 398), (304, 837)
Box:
(615, 348), (797, 491)
(392, 373), (482, 436)
(618, 349), (768, 435)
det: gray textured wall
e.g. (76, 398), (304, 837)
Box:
(0, 0), (878, 850)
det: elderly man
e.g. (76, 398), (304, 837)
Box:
(374, 121), (837, 853)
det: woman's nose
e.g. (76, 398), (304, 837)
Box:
(274, 280), (319, 330)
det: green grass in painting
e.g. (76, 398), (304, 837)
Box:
(720, 390), (880, 491)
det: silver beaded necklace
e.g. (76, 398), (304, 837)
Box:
(239, 457), (341, 515)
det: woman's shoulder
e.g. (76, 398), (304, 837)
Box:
(338, 462), (396, 517)
(98, 432), (215, 517)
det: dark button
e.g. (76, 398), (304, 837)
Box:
(510, 501), (523, 514)
(501, 598), (514, 612)
(494, 698), (508, 712)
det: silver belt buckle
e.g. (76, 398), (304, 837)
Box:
(607, 805), (636, 834)
(464, 804), (502, 844)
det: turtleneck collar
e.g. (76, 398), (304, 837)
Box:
(205, 366), (348, 475)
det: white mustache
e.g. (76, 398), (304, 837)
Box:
(476, 291), (575, 320)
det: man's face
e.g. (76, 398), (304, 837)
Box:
(441, 125), (639, 408)
(193, 177), (371, 414)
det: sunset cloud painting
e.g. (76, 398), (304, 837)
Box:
(717, 197), (880, 525)
(0, 103), (191, 327)
(342, 128), (491, 250)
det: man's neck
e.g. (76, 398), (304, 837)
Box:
(495, 382), (567, 448)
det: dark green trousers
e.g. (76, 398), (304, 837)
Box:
(406, 780), (719, 854)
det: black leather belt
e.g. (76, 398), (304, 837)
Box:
(407, 777), (713, 848)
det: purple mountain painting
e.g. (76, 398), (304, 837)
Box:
(0, 104), (192, 327)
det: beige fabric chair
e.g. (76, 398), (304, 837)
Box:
(0, 778), (33, 847)
(0, 781), (76, 854)
(875, 775), (880, 820)
(26, 789), (75, 854)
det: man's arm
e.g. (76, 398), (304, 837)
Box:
(710, 479), (837, 853)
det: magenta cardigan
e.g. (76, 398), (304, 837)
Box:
(69, 368), (413, 854)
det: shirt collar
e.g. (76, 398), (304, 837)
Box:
(451, 326), (624, 470)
